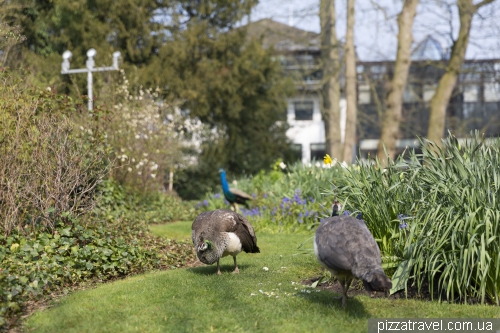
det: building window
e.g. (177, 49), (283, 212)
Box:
(463, 103), (475, 119)
(423, 84), (436, 102)
(403, 84), (420, 102)
(295, 55), (315, 66)
(287, 144), (302, 163)
(310, 143), (326, 161)
(371, 65), (386, 74)
(294, 101), (314, 120)
(303, 70), (322, 82)
(463, 84), (479, 102)
(484, 82), (500, 102)
(358, 84), (371, 104)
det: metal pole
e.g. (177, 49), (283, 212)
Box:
(61, 48), (121, 112)
(85, 49), (96, 111)
(87, 70), (93, 111)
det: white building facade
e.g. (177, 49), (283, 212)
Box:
(285, 95), (346, 163)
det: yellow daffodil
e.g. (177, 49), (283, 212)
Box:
(323, 154), (333, 165)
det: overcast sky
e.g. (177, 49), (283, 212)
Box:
(251, 0), (500, 61)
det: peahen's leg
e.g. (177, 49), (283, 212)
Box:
(340, 278), (353, 307)
(232, 256), (239, 274)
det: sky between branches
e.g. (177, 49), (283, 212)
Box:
(252, 0), (500, 61)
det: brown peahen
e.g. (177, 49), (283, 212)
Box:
(191, 209), (260, 275)
(314, 201), (392, 306)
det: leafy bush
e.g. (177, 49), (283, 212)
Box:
(94, 179), (198, 224)
(0, 69), (110, 235)
(327, 131), (500, 305)
(194, 161), (348, 232)
(0, 219), (196, 328)
(100, 71), (208, 194)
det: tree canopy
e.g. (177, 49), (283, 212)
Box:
(5, 0), (294, 199)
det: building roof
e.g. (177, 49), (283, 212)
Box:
(411, 35), (447, 61)
(245, 19), (320, 52)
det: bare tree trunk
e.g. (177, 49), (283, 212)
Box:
(320, 0), (343, 161)
(343, 0), (357, 164)
(376, 0), (419, 165)
(426, 0), (495, 146)
(168, 169), (174, 191)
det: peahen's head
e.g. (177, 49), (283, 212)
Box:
(331, 201), (342, 217)
(197, 239), (213, 252)
(196, 238), (220, 265)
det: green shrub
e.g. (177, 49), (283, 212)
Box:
(0, 220), (195, 328)
(0, 69), (111, 235)
(194, 161), (348, 232)
(394, 133), (500, 305)
(94, 179), (198, 224)
(326, 131), (500, 305)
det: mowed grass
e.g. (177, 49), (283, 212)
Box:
(148, 220), (193, 240)
(25, 222), (499, 333)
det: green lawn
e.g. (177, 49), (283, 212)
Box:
(25, 222), (499, 333)
(148, 221), (192, 240)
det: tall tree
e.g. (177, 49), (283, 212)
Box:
(11, 0), (163, 96)
(320, 0), (343, 161)
(147, 2), (293, 198)
(376, 0), (419, 164)
(426, 0), (497, 145)
(342, 0), (357, 164)
(12, 0), (293, 199)
(148, 23), (293, 173)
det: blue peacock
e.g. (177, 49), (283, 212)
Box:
(218, 168), (252, 212)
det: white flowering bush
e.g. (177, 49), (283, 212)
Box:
(102, 71), (207, 193)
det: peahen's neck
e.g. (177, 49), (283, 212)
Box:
(331, 203), (340, 217)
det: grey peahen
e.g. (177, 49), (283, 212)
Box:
(191, 209), (260, 275)
(218, 168), (252, 212)
(314, 201), (392, 306)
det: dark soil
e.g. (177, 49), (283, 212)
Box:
(302, 276), (498, 306)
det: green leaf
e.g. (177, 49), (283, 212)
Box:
(390, 260), (411, 295)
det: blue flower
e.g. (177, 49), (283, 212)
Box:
(399, 222), (408, 229)
(263, 193), (268, 198)
(203, 200), (209, 206)
(252, 193), (257, 199)
(223, 199), (230, 205)
(308, 197), (315, 203)
(398, 214), (408, 221)
(213, 193), (221, 199)
(356, 212), (363, 220)
(343, 210), (351, 216)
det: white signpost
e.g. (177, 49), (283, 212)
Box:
(61, 48), (121, 111)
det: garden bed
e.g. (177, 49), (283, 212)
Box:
(304, 276), (498, 306)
